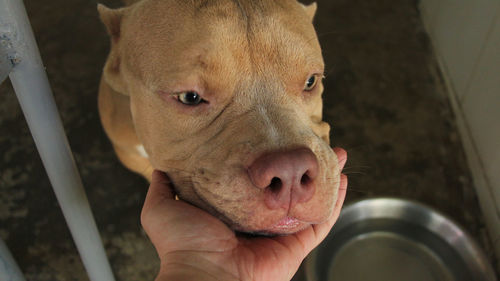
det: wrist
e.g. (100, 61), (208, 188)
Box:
(156, 251), (241, 281)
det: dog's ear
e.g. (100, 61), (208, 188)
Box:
(301, 2), (317, 21)
(98, 4), (128, 94)
(98, 4), (124, 42)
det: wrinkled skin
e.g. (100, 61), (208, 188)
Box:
(98, 0), (341, 235)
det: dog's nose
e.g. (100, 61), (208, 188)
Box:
(248, 148), (319, 210)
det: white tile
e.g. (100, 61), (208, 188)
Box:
(429, 0), (499, 101)
(448, 70), (500, 272)
(462, 12), (500, 215)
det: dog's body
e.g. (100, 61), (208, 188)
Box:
(98, 0), (341, 235)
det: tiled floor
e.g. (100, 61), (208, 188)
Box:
(0, 0), (496, 280)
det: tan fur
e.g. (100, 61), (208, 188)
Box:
(98, 0), (340, 234)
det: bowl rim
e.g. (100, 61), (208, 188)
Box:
(304, 197), (497, 281)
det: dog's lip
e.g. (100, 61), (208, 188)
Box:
(275, 216), (301, 228)
(272, 216), (302, 230)
(263, 216), (311, 234)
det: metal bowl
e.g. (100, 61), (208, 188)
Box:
(305, 198), (497, 281)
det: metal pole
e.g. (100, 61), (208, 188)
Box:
(0, 238), (26, 281)
(0, 0), (115, 280)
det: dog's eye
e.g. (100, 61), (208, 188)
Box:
(304, 75), (319, 91)
(177, 91), (204, 106)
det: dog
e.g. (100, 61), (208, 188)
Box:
(97, 0), (344, 235)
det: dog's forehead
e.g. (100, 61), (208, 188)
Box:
(123, 0), (323, 90)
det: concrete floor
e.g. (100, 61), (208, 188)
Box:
(0, 0), (496, 280)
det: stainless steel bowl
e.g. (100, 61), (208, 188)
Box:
(305, 198), (497, 281)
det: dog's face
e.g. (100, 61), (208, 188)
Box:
(99, 0), (340, 235)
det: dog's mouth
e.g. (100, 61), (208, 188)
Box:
(194, 188), (316, 235)
(168, 176), (313, 235)
(165, 172), (335, 235)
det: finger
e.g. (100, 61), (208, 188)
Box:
(333, 147), (347, 170)
(143, 170), (175, 211)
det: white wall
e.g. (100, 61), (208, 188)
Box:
(420, 0), (500, 269)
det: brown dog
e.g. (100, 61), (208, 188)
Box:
(98, 0), (343, 235)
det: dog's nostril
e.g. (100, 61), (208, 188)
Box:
(269, 177), (282, 192)
(301, 173), (311, 186)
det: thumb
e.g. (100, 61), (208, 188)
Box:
(142, 170), (175, 218)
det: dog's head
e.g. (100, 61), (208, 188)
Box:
(99, 0), (342, 235)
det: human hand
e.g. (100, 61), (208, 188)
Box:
(141, 148), (347, 281)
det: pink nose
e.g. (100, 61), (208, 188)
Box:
(248, 148), (319, 210)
